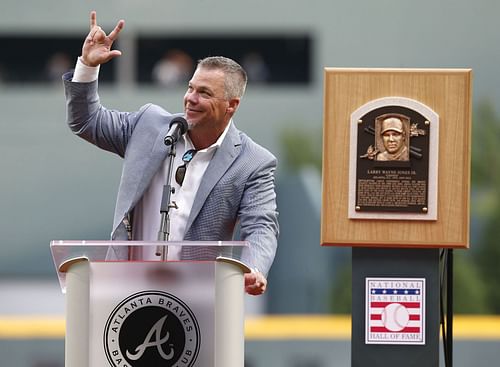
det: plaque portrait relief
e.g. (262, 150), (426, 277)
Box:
(348, 97), (439, 221)
(375, 114), (410, 162)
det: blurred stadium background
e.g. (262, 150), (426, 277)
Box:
(1, 0), (500, 366)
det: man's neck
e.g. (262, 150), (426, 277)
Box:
(188, 120), (232, 151)
(189, 134), (218, 151)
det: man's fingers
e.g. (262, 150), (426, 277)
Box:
(244, 272), (267, 295)
(245, 282), (266, 295)
(108, 19), (125, 42)
(90, 11), (97, 30)
(108, 50), (123, 60)
(245, 273), (257, 286)
(85, 26), (104, 46)
(88, 12), (124, 43)
(90, 26), (102, 39)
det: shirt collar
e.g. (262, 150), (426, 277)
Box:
(182, 119), (232, 153)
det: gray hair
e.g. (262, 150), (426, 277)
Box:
(197, 56), (248, 99)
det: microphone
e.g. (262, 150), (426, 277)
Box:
(164, 116), (189, 146)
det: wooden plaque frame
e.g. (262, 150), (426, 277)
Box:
(321, 68), (472, 248)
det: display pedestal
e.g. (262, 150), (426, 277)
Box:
(351, 248), (440, 367)
(321, 67), (472, 367)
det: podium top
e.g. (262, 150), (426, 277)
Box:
(50, 240), (250, 291)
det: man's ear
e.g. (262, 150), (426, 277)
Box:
(226, 98), (240, 115)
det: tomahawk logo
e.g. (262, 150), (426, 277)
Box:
(104, 291), (200, 367)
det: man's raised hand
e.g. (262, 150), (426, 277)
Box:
(81, 11), (124, 67)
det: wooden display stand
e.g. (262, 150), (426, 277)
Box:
(51, 241), (250, 367)
(321, 68), (472, 367)
(321, 68), (472, 248)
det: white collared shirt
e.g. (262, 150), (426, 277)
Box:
(132, 123), (230, 260)
(72, 57), (231, 260)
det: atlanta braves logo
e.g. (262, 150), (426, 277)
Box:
(126, 315), (174, 361)
(104, 291), (200, 367)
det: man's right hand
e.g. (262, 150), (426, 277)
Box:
(81, 11), (124, 67)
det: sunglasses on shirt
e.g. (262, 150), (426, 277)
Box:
(175, 149), (197, 186)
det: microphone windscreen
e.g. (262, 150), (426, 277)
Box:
(169, 116), (189, 134)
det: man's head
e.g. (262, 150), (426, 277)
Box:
(183, 56), (247, 138)
(197, 56), (247, 100)
(381, 117), (405, 154)
(381, 117), (404, 135)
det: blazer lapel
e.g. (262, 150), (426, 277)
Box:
(136, 127), (172, 201)
(116, 124), (172, 221)
(184, 124), (241, 233)
(128, 113), (187, 212)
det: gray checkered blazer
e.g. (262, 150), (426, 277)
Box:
(63, 73), (278, 275)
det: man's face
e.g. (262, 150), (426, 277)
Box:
(382, 130), (404, 153)
(183, 67), (230, 132)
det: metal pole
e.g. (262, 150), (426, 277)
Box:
(446, 249), (453, 367)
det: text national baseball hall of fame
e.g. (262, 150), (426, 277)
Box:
(365, 277), (425, 345)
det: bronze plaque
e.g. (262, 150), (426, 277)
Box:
(348, 97), (438, 220)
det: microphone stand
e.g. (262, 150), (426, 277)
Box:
(156, 143), (178, 260)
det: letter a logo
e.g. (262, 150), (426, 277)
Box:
(126, 315), (174, 360)
(104, 291), (200, 367)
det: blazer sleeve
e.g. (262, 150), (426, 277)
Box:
(237, 153), (279, 277)
(63, 71), (148, 158)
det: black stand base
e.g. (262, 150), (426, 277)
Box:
(351, 247), (440, 367)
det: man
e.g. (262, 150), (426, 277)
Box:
(376, 116), (409, 161)
(63, 12), (279, 295)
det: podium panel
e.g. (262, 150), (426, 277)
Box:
(51, 241), (250, 367)
(90, 262), (214, 367)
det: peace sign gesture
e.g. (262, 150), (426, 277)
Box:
(81, 11), (125, 67)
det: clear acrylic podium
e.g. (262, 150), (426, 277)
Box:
(51, 240), (251, 367)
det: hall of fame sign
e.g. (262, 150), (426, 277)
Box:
(348, 97), (439, 221)
(365, 277), (425, 345)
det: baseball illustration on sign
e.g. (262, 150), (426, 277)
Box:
(366, 277), (425, 345)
